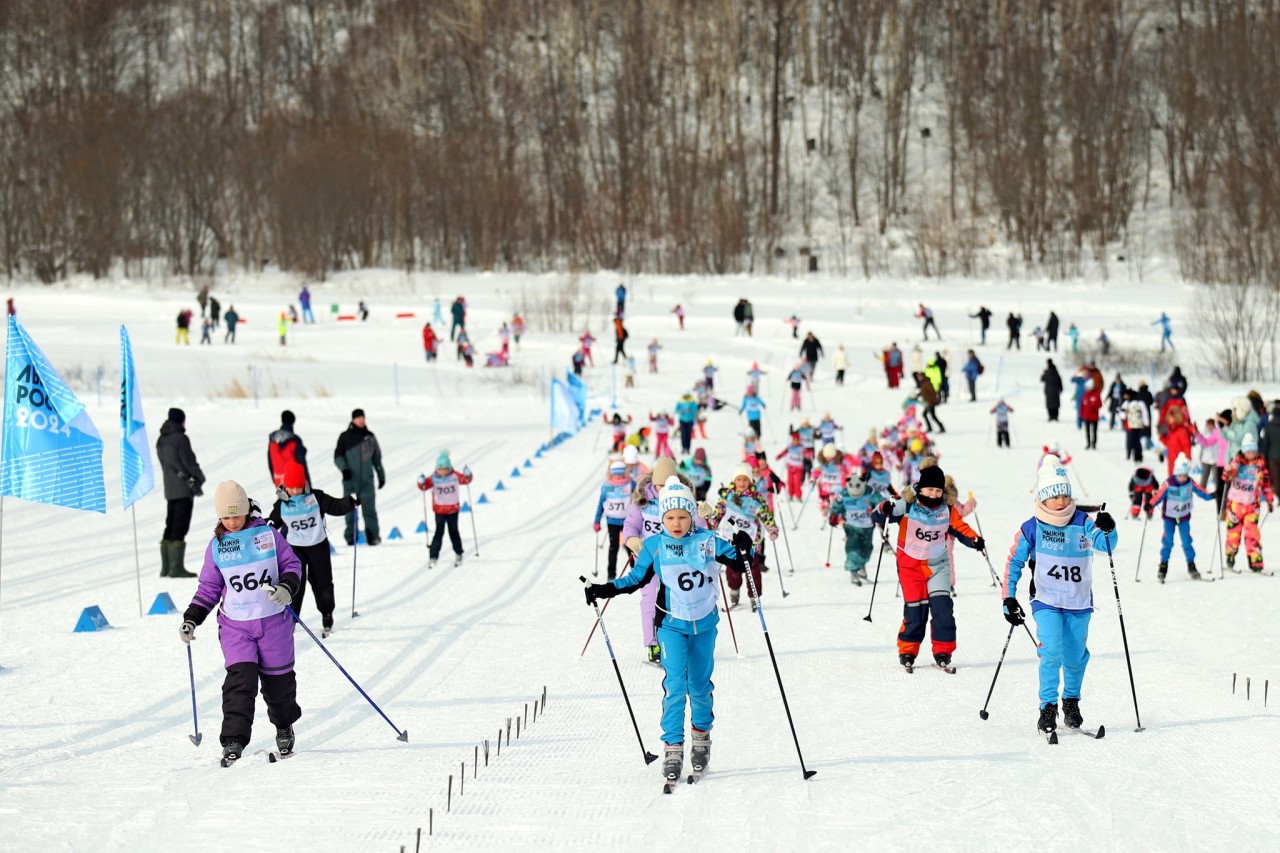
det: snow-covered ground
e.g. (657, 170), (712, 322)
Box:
(2, 271), (1278, 851)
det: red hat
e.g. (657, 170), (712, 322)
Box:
(282, 462), (307, 490)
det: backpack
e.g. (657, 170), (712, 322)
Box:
(977, 360), (985, 375)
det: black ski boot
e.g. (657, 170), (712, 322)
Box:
(898, 653), (916, 673)
(661, 743), (683, 783)
(729, 590), (740, 608)
(1187, 562), (1200, 581)
(1157, 562), (1168, 583)
(1061, 697), (1083, 729)
(220, 742), (245, 767)
(1037, 702), (1059, 733)
(934, 652), (955, 673)
(689, 729), (711, 775)
(275, 725), (295, 758)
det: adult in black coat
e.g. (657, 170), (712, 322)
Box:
(970, 306), (993, 345)
(1041, 360), (1064, 422)
(1046, 311), (1060, 351)
(155, 407), (205, 577)
(799, 332), (824, 376)
(1007, 313), (1023, 350)
(1167, 366), (1188, 395)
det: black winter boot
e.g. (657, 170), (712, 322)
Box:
(1157, 562), (1168, 583)
(1037, 702), (1059, 733)
(1188, 562), (1200, 580)
(1062, 697), (1083, 728)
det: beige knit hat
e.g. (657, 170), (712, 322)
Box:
(214, 481), (250, 518)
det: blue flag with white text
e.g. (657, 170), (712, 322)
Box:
(0, 316), (106, 513)
(550, 378), (579, 437)
(120, 326), (154, 509)
(564, 371), (588, 425)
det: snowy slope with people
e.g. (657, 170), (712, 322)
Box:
(1, 271), (1278, 851)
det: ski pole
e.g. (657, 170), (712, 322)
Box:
(771, 538), (791, 597)
(1067, 462), (1089, 498)
(777, 511), (797, 576)
(351, 501), (361, 619)
(578, 598), (611, 657)
(968, 496), (1000, 588)
(186, 644), (203, 746)
(738, 555), (816, 780)
(1102, 536), (1145, 732)
(862, 531), (889, 623)
(578, 577), (658, 766)
(465, 481), (480, 557)
(286, 603), (409, 741)
(824, 523), (835, 568)
(593, 531), (601, 578)
(978, 623), (1017, 721)
(719, 570), (743, 658)
(1133, 510), (1150, 582)
(792, 482), (815, 530)
(420, 488), (431, 550)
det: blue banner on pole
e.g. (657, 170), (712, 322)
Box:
(564, 371), (588, 425)
(549, 378), (579, 437)
(0, 316), (107, 513)
(120, 326), (155, 509)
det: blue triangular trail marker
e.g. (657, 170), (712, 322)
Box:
(73, 606), (111, 633)
(477, 494), (490, 504)
(494, 481), (506, 491)
(147, 592), (178, 615)
(461, 502), (472, 512)
(523, 459), (532, 468)
(388, 527), (403, 540)
(416, 520), (428, 533)
(510, 467), (521, 477)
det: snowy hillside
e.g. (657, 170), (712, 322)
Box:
(1, 271), (1277, 851)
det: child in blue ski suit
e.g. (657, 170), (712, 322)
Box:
(828, 473), (875, 583)
(593, 460), (634, 580)
(1149, 452), (1213, 582)
(1001, 456), (1117, 734)
(585, 476), (751, 781)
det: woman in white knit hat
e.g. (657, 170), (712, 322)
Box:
(585, 476), (752, 787)
(1001, 456), (1117, 736)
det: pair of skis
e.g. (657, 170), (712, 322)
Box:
(1044, 724), (1105, 745)
(220, 749), (294, 768)
(663, 769), (705, 793)
(902, 660), (955, 675)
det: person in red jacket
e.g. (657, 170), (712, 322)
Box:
(1080, 380), (1102, 450)
(1159, 389), (1193, 475)
(416, 450), (474, 568)
(422, 323), (438, 362)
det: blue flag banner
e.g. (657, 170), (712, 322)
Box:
(549, 378), (579, 437)
(564, 371), (588, 425)
(120, 326), (154, 509)
(0, 316), (106, 513)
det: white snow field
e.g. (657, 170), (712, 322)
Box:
(1, 270), (1278, 852)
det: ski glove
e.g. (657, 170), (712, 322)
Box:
(829, 515), (841, 527)
(266, 583), (293, 607)
(1002, 598), (1025, 626)
(416, 474), (429, 491)
(584, 583), (615, 605)
(1094, 511), (1116, 532)
(973, 536), (986, 552)
(696, 501), (714, 519)
(592, 521), (601, 533)
(732, 530), (754, 555)
(377, 477), (386, 490)
(179, 620), (197, 644)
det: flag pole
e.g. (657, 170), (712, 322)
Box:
(132, 504), (143, 618)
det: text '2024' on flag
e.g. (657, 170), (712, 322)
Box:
(0, 315), (106, 513)
(119, 326), (154, 509)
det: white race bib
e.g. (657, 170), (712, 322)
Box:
(213, 527), (283, 622)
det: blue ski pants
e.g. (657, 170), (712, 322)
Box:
(1159, 517), (1195, 564)
(1033, 608), (1091, 705)
(658, 623), (716, 744)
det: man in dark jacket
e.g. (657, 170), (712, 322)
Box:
(334, 408), (386, 545)
(450, 297), (467, 341)
(1046, 311), (1060, 351)
(155, 407), (205, 577)
(1007, 313), (1023, 349)
(799, 332), (824, 377)
(970, 306), (993, 345)
(1041, 360), (1064, 421)
(268, 409), (309, 488)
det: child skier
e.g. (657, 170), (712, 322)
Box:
(865, 450), (895, 500)
(679, 447), (712, 501)
(775, 432), (806, 500)
(649, 411), (674, 458)
(786, 364), (810, 411)
(1001, 456), (1117, 735)
(875, 460), (984, 671)
(1221, 433), (1275, 572)
(794, 417), (817, 478)
(593, 460), (634, 580)
(267, 462), (357, 636)
(828, 473), (875, 584)
(991, 400), (1014, 448)
(811, 443), (845, 516)
(605, 412), (633, 451)
(622, 458), (705, 663)
(180, 481), (303, 766)
(707, 465), (779, 610)
(818, 412), (842, 446)
(416, 451), (474, 568)
(648, 338), (662, 373)
(740, 387), (767, 438)
(1128, 466), (1159, 520)
(584, 478), (751, 786)
(1149, 453), (1214, 581)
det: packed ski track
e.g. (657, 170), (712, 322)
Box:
(1, 272), (1278, 851)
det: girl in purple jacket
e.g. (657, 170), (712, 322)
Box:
(180, 481), (304, 766)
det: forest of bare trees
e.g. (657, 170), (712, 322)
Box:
(0, 0), (1276, 286)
